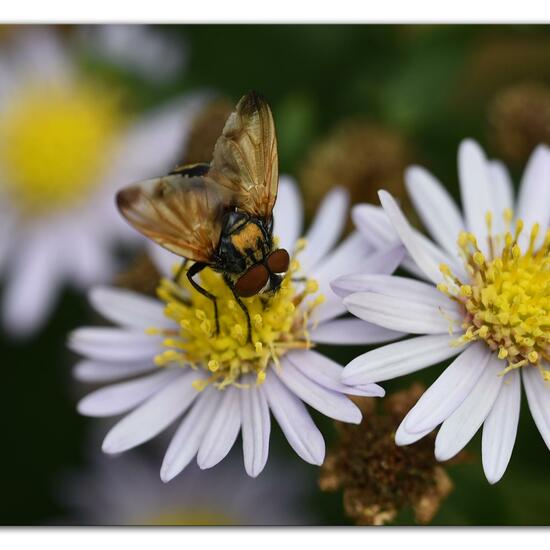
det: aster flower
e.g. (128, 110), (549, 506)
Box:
(0, 27), (203, 336)
(69, 179), (400, 480)
(320, 385), (458, 525)
(59, 450), (314, 525)
(337, 139), (550, 484)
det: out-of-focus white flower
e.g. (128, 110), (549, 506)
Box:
(60, 449), (314, 525)
(69, 179), (401, 481)
(77, 25), (186, 84)
(0, 27), (204, 336)
(337, 139), (550, 484)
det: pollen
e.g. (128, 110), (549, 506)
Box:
(438, 212), (550, 380)
(151, 249), (323, 390)
(0, 80), (121, 215)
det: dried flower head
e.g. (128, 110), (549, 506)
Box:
(489, 82), (550, 165)
(319, 384), (457, 525)
(115, 252), (161, 297)
(299, 121), (411, 223)
(182, 98), (234, 165)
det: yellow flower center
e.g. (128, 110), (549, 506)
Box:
(0, 81), (121, 215)
(438, 210), (550, 381)
(150, 242), (325, 390)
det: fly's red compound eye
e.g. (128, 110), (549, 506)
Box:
(266, 249), (290, 274)
(234, 264), (270, 297)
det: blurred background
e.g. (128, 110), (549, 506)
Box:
(1, 24), (550, 526)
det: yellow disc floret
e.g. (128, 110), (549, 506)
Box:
(438, 211), (550, 381)
(0, 80), (121, 215)
(151, 249), (324, 390)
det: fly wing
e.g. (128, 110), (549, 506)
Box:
(116, 172), (227, 263)
(207, 91), (279, 224)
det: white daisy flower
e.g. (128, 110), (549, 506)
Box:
(69, 179), (397, 481)
(59, 450), (314, 525)
(0, 27), (204, 336)
(337, 139), (550, 484)
(76, 25), (186, 84)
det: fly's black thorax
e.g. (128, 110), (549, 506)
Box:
(216, 210), (273, 275)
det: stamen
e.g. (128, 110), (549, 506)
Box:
(147, 246), (323, 390)
(438, 211), (550, 381)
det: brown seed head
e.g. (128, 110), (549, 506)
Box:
(319, 384), (461, 526)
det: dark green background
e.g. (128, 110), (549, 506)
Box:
(1, 24), (550, 525)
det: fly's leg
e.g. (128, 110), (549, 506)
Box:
(187, 262), (219, 335)
(167, 258), (191, 306)
(224, 275), (252, 344)
(173, 258), (189, 284)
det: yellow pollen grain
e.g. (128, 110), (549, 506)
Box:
(0, 81), (122, 215)
(438, 212), (550, 380)
(148, 246), (322, 390)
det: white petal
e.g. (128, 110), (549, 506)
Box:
(378, 191), (446, 285)
(395, 422), (434, 446)
(11, 28), (73, 84)
(482, 369), (521, 484)
(0, 206), (15, 274)
(240, 382), (271, 477)
(102, 370), (199, 453)
(73, 359), (155, 383)
(458, 140), (493, 252)
(435, 354), (503, 461)
(286, 350), (384, 398)
(276, 358), (361, 423)
(147, 240), (180, 278)
(343, 290), (461, 335)
(352, 204), (423, 278)
(68, 328), (162, 362)
(160, 388), (222, 482)
(299, 187), (349, 272)
(523, 366), (550, 451)
(353, 203), (465, 280)
(2, 230), (62, 337)
(337, 274), (453, 305)
(66, 231), (113, 289)
(80, 25), (186, 83)
(89, 286), (171, 330)
(77, 369), (179, 417)
(515, 145), (550, 247)
(343, 334), (464, 385)
(308, 231), (373, 325)
(310, 318), (404, 345)
(403, 342), (491, 433)
(108, 94), (208, 186)
(330, 245), (405, 297)
(489, 160), (514, 235)
(272, 176), (303, 253)
(197, 387), (242, 469)
(405, 165), (465, 256)
(263, 372), (325, 465)
(352, 203), (398, 248)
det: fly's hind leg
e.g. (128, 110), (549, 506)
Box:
(224, 275), (252, 344)
(187, 262), (220, 335)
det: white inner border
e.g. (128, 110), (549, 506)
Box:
(2, 1), (550, 23)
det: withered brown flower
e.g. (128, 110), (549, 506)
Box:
(181, 98), (234, 165)
(299, 121), (412, 225)
(489, 82), (550, 165)
(319, 384), (460, 526)
(115, 252), (161, 297)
